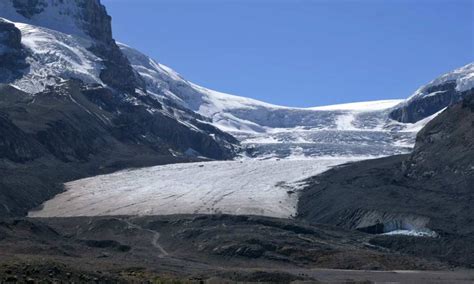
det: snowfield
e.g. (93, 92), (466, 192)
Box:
(382, 229), (438, 238)
(13, 22), (104, 94)
(29, 158), (362, 218)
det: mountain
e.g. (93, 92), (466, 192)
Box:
(26, 54), (474, 220)
(0, 1), (237, 158)
(121, 44), (474, 159)
(0, 0), (238, 217)
(1, 0), (474, 280)
(1, 0), (472, 218)
(3, 0), (467, 168)
(121, 44), (429, 159)
(298, 92), (474, 266)
(390, 63), (474, 123)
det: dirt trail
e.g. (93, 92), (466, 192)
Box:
(122, 218), (169, 258)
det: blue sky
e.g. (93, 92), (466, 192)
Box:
(103, 0), (473, 107)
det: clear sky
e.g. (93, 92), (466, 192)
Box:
(102, 0), (473, 107)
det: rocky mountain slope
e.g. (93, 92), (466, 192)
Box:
(298, 92), (474, 266)
(0, 1), (238, 158)
(0, 1), (238, 217)
(390, 63), (474, 123)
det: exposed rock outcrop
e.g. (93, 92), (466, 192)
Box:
(404, 90), (474, 188)
(390, 63), (474, 123)
(1, 0), (145, 95)
(0, 79), (237, 217)
(4, 0), (111, 42)
(390, 81), (466, 123)
(0, 19), (27, 82)
(0, 19), (21, 49)
(11, 0), (47, 19)
(0, 114), (42, 163)
(76, 0), (113, 43)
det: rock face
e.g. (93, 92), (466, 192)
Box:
(390, 81), (465, 123)
(11, 0), (47, 19)
(408, 90), (474, 164)
(390, 63), (474, 123)
(0, 19), (27, 82)
(91, 43), (144, 95)
(0, 81), (237, 217)
(0, 19), (21, 50)
(298, 92), (474, 236)
(0, 114), (42, 163)
(73, 0), (146, 95)
(3, 0), (111, 41)
(75, 0), (113, 43)
(0, 0), (144, 94)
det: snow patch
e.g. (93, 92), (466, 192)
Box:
(334, 113), (357, 130)
(383, 229), (438, 238)
(396, 108), (447, 133)
(10, 21), (104, 93)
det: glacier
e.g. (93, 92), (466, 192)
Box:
(120, 43), (428, 160)
(12, 22), (104, 94)
(29, 158), (366, 218)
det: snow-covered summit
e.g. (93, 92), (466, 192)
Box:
(120, 43), (402, 115)
(120, 44), (404, 133)
(119, 44), (427, 159)
(0, 0), (111, 42)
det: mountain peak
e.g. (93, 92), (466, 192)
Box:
(0, 0), (112, 43)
